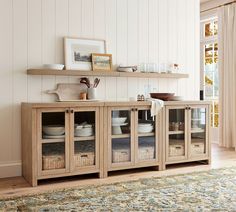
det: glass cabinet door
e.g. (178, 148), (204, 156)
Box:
(167, 108), (187, 161)
(110, 109), (133, 165)
(40, 111), (68, 173)
(190, 107), (208, 158)
(137, 109), (156, 162)
(73, 110), (97, 170)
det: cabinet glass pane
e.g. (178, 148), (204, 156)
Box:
(74, 111), (96, 167)
(42, 112), (65, 140)
(111, 110), (131, 164)
(168, 109), (185, 158)
(191, 108), (206, 156)
(42, 143), (65, 170)
(138, 110), (156, 161)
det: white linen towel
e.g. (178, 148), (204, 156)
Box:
(147, 98), (164, 117)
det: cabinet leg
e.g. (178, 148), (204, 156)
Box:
(99, 171), (104, 179)
(99, 171), (108, 179)
(162, 164), (166, 170)
(103, 171), (108, 178)
(32, 179), (38, 187)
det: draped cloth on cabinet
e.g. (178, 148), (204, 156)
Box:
(218, 3), (236, 150)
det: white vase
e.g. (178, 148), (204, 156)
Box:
(87, 88), (97, 100)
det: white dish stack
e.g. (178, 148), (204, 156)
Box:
(138, 123), (154, 134)
(74, 122), (94, 137)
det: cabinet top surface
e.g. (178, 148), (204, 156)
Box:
(22, 100), (212, 108)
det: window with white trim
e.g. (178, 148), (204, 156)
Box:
(200, 17), (219, 127)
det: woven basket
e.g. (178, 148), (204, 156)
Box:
(42, 155), (65, 170)
(74, 152), (95, 167)
(169, 142), (185, 157)
(138, 146), (155, 160)
(191, 142), (205, 155)
(112, 149), (130, 163)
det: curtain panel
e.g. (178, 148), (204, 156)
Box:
(218, 3), (236, 149)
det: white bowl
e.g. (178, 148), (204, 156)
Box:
(43, 64), (64, 70)
(117, 67), (133, 72)
(138, 125), (154, 133)
(112, 117), (127, 125)
(43, 125), (65, 136)
(138, 123), (152, 127)
(75, 128), (93, 137)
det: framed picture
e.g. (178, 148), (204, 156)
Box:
(64, 37), (106, 70)
(92, 53), (113, 71)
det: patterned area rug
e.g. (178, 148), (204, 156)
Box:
(1, 167), (236, 211)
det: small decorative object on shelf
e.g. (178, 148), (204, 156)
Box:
(169, 63), (180, 73)
(137, 94), (145, 101)
(92, 53), (112, 71)
(80, 92), (87, 100)
(117, 65), (137, 72)
(138, 63), (159, 73)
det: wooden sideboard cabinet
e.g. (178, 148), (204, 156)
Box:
(103, 102), (164, 177)
(21, 102), (104, 186)
(21, 100), (211, 186)
(163, 101), (211, 169)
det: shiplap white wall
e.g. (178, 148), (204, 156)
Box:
(0, 0), (200, 177)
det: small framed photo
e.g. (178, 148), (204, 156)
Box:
(92, 53), (113, 71)
(64, 37), (106, 70)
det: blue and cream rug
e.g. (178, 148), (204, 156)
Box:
(1, 167), (236, 211)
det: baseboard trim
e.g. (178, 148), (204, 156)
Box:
(0, 161), (22, 178)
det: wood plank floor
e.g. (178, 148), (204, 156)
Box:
(0, 144), (235, 199)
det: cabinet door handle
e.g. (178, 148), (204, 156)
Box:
(135, 108), (138, 111)
(131, 108), (135, 112)
(66, 109), (69, 113)
(70, 110), (74, 113)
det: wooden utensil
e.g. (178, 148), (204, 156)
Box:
(80, 77), (91, 88)
(47, 83), (87, 101)
(93, 78), (100, 88)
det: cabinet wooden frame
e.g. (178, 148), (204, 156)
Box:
(22, 104), (103, 186)
(188, 105), (210, 160)
(37, 108), (70, 177)
(165, 105), (188, 163)
(107, 106), (135, 170)
(69, 107), (100, 175)
(104, 105), (162, 176)
(134, 106), (160, 166)
(164, 103), (211, 168)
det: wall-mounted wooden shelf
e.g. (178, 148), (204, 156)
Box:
(27, 69), (189, 79)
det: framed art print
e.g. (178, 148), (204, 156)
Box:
(64, 37), (106, 70)
(92, 53), (112, 71)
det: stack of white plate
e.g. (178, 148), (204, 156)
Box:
(43, 125), (65, 138)
(74, 123), (93, 137)
(138, 123), (154, 133)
